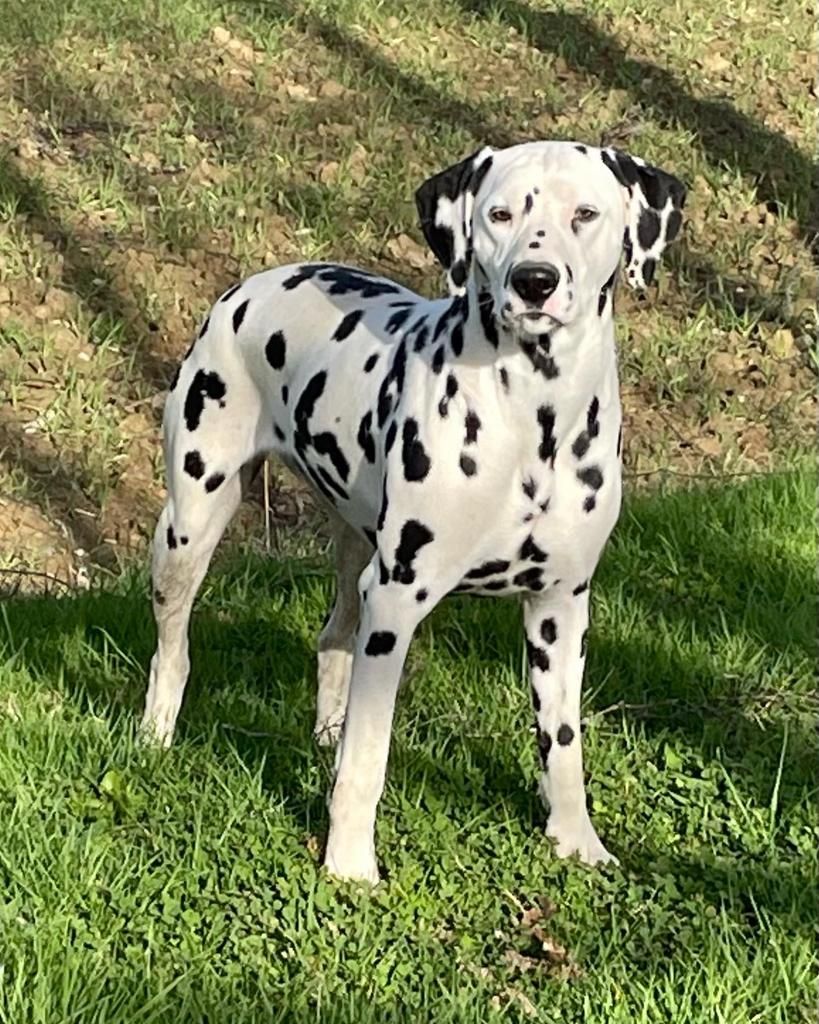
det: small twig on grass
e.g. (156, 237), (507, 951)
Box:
(624, 466), (777, 481)
(0, 567), (73, 591)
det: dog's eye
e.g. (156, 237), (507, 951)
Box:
(573, 205), (599, 224)
(489, 208), (512, 224)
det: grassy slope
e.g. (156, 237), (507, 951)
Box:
(0, 467), (815, 1022)
(0, 0), (815, 580)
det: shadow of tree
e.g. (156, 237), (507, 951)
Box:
(451, 0), (817, 253)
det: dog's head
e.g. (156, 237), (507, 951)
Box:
(415, 141), (686, 338)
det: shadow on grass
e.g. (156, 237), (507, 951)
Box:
(3, 472), (814, 862)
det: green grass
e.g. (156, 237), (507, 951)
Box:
(0, 468), (815, 1022)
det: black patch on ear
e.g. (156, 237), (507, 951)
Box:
(637, 208), (661, 250)
(415, 150), (493, 272)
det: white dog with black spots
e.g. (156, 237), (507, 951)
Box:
(142, 140), (686, 883)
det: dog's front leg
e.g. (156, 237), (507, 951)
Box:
(524, 584), (617, 866)
(323, 557), (424, 884)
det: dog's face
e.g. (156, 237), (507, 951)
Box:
(416, 141), (686, 338)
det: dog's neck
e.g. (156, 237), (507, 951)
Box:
(447, 280), (617, 412)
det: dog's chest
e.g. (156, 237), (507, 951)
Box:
(447, 383), (622, 597)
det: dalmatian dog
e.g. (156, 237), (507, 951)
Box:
(142, 140), (685, 883)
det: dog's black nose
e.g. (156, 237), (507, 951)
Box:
(510, 263), (560, 305)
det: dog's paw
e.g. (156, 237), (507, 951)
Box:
(138, 709), (176, 749)
(313, 716), (344, 748)
(323, 841), (380, 885)
(546, 813), (619, 867)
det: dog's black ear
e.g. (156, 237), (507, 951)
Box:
(600, 148), (687, 289)
(415, 146), (494, 295)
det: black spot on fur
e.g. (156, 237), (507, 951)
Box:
(531, 686), (541, 713)
(520, 535), (548, 563)
(537, 405), (557, 463)
(514, 567), (544, 590)
(450, 259), (467, 287)
(598, 268), (617, 316)
(317, 465), (349, 502)
(180, 536), (189, 545)
(393, 520), (434, 584)
(379, 558), (389, 585)
(265, 330), (286, 369)
(666, 208), (683, 242)
(450, 321), (464, 357)
(522, 476), (537, 500)
(386, 307), (412, 335)
(483, 579), (508, 591)
(571, 397), (601, 459)
(616, 426), (623, 458)
(499, 366), (509, 391)
(184, 370), (227, 431)
(459, 454), (477, 477)
(537, 728), (552, 767)
(153, 588), (166, 606)
(365, 631), (396, 656)
(523, 193), (534, 215)
(205, 472), (225, 493)
(432, 345), (445, 375)
(232, 299), (250, 333)
(466, 559), (510, 579)
(198, 315), (211, 339)
(416, 588), (428, 602)
(527, 640), (550, 672)
(220, 283), (241, 303)
(294, 370), (327, 458)
(536, 230), (545, 238)
(385, 420), (398, 454)
(402, 418), (431, 482)
(642, 257), (657, 285)
(464, 410), (481, 445)
(529, 241), (541, 249)
(281, 384), (289, 405)
(541, 618), (557, 644)
(439, 372), (459, 418)
(364, 528), (377, 546)
(577, 465), (604, 490)
(333, 309), (364, 343)
(575, 144), (587, 154)
(283, 263), (399, 297)
(312, 430), (351, 483)
(184, 450), (205, 479)
(521, 341), (559, 380)
(364, 353), (379, 373)
(377, 477), (389, 531)
(478, 292), (499, 348)
(573, 580), (589, 595)
(169, 366), (180, 392)
(584, 495), (597, 513)
(166, 526), (177, 550)
(557, 723), (575, 746)
(274, 424), (286, 442)
(580, 629), (588, 657)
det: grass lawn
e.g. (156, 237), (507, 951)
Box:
(0, 467), (815, 1022)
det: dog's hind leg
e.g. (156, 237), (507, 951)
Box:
(142, 367), (265, 747)
(315, 514), (373, 747)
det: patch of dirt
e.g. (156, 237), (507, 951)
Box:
(0, 12), (814, 589)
